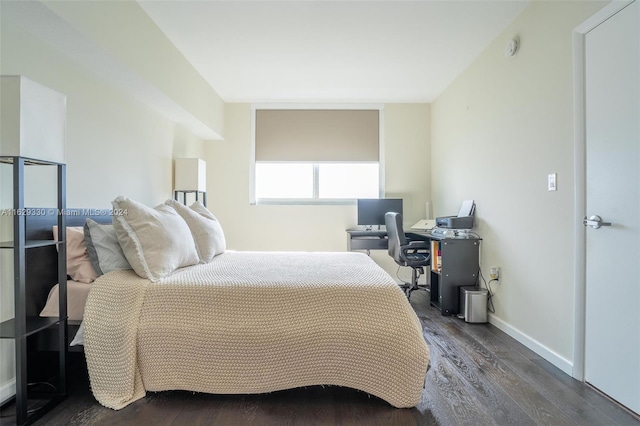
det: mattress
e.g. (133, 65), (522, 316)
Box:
(84, 251), (430, 410)
(39, 280), (91, 321)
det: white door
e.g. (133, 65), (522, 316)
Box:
(584, 0), (639, 414)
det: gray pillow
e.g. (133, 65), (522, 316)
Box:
(84, 219), (132, 275)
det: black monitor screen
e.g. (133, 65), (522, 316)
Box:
(357, 198), (403, 226)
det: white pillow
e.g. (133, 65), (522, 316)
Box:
(111, 196), (199, 281)
(165, 199), (226, 263)
(70, 321), (85, 346)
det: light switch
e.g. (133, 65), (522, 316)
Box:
(548, 173), (557, 191)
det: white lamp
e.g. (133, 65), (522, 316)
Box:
(0, 76), (66, 163)
(174, 158), (207, 206)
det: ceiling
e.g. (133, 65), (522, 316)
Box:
(138, 1), (529, 103)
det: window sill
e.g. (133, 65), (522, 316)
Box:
(253, 199), (357, 206)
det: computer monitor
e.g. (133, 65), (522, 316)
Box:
(357, 198), (403, 228)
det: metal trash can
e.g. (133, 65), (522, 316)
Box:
(460, 286), (488, 323)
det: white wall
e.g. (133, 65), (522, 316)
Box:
(0, 15), (204, 401)
(431, 0), (606, 372)
(1, 21), (180, 207)
(41, 0), (225, 140)
(205, 103), (430, 278)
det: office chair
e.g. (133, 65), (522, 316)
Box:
(385, 212), (430, 300)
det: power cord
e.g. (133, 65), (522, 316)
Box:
(395, 266), (429, 289)
(478, 266), (496, 314)
(467, 231), (482, 239)
(486, 279), (497, 314)
(0, 382), (57, 418)
(395, 266), (411, 286)
(28, 381), (57, 392)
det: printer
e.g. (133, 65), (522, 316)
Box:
(436, 215), (474, 229)
(435, 200), (475, 229)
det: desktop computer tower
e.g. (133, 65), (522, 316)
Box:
(459, 286), (488, 323)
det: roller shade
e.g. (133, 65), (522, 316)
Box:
(255, 109), (379, 162)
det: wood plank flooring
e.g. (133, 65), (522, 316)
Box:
(26, 290), (640, 425)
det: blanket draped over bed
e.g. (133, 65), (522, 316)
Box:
(84, 251), (430, 410)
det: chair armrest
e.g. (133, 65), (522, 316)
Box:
(399, 245), (431, 264)
(400, 243), (430, 258)
(407, 241), (429, 248)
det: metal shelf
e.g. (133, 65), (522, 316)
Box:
(0, 240), (62, 249)
(0, 156), (64, 166)
(2, 155), (68, 425)
(0, 317), (62, 339)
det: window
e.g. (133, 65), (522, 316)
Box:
(255, 162), (379, 200)
(255, 163), (313, 199)
(252, 107), (382, 203)
(317, 163), (379, 199)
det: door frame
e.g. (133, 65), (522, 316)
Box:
(572, 0), (635, 381)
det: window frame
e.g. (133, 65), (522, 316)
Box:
(250, 103), (385, 205)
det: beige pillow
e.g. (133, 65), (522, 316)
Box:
(165, 200), (226, 262)
(111, 196), (199, 281)
(53, 226), (97, 283)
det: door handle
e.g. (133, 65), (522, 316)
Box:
(583, 215), (612, 229)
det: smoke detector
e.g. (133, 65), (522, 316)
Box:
(504, 38), (519, 58)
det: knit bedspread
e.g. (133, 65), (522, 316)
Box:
(83, 251), (429, 410)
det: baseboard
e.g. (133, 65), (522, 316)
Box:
(488, 313), (573, 376)
(0, 379), (16, 405)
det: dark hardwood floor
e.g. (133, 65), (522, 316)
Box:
(23, 290), (639, 425)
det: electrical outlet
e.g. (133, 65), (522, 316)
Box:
(490, 266), (500, 280)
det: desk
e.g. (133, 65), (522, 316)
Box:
(345, 228), (430, 251)
(346, 228), (481, 316)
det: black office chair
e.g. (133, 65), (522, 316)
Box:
(385, 212), (430, 300)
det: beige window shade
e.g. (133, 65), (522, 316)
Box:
(255, 109), (379, 162)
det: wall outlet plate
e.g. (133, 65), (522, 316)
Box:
(490, 266), (500, 280)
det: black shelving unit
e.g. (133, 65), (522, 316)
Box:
(429, 236), (481, 316)
(0, 156), (67, 426)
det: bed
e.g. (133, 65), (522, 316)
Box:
(33, 198), (430, 410)
(23, 209), (112, 352)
